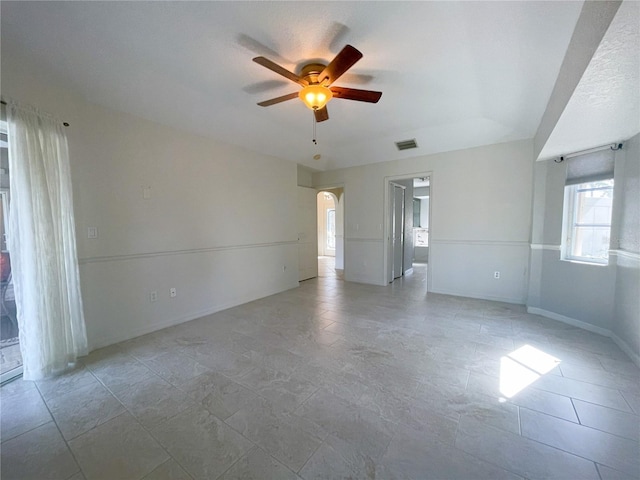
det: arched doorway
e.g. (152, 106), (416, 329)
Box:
(317, 189), (344, 279)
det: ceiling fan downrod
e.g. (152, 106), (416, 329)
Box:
(312, 111), (318, 145)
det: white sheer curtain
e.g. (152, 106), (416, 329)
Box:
(7, 101), (87, 380)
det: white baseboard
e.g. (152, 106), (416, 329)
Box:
(527, 306), (640, 369)
(526, 307), (611, 336)
(609, 332), (640, 369)
(429, 287), (525, 305)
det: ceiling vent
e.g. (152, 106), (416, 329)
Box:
(395, 139), (418, 151)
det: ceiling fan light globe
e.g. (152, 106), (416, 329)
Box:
(299, 85), (333, 110)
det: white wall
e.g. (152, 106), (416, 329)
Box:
(3, 56), (299, 350)
(314, 140), (534, 303)
(528, 133), (640, 365)
(612, 133), (640, 364)
(419, 197), (430, 229)
(297, 165), (314, 188)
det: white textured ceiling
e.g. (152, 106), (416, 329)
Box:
(539, 0), (640, 161)
(1, 1), (586, 171)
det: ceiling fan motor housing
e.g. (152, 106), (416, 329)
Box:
(300, 63), (327, 85)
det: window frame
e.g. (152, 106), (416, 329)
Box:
(561, 179), (614, 265)
(326, 208), (335, 251)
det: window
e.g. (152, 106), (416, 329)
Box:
(413, 198), (421, 227)
(326, 208), (335, 250)
(562, 179), (614, 264)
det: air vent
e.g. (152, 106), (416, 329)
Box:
(395, 139), (418, 151)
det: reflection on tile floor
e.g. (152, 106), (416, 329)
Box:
(318, 255), (340, 279)
(1, 265), (638, 479)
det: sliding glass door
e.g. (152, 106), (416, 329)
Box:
(0, 107), (22, 383)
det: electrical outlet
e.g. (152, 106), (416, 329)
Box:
(170, 287), (177, 298)
(494, 271), (501, 279)
(149, 291), (158, 303)
(87, 226), (98, 239)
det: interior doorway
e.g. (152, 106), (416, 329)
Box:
(389, 182), (405, 281)
(413, 177), (430, 266)
(385, 175), (431, 286)
(316, 188), (344, 279)
(317, 192), (336, 258)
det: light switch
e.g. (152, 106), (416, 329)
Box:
(87, 227), (98, 239)
(142, 186), (152, 199)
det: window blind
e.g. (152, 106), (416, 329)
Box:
(565, 149), (615, 185)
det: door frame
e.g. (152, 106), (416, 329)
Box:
(317, 191), (337, 258)
(383, 172), (433, 288)
(314, 182), (346, 278)
(388, 182), (406, 283)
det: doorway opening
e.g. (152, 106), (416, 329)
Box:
(316, 188), (344, 279)
(385, 175), (431, 288)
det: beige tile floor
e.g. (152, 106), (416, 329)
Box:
(1, 263), (638, 480)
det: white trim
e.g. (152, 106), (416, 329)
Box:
(430, 239), (529, 247)
(527, 307), (640, 369)
(0, 366), (22, 384)
(530, 243), (561, 251)
(79, 240), (298, 264)
(430, 287), (525, 305)
(610, 249), (640, 261)
(527, 307), (611, 336)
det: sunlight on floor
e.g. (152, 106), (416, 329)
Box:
(499, 345), (561, 399)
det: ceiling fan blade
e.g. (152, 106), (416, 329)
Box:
(257, 92), (299, 107)
(330, 86), (382, 103)
(253, 57), (307, 86)
(318, 45), (363, 86)
(314, 107), (329, 122)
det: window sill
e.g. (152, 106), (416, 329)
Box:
(560, 258), (609, 267)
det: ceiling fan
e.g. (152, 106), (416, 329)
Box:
(253, 45), (382, 123)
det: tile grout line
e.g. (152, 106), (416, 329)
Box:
(458, 418), (610, 478)
(82, 360), (197, 480)
(144, 457), (195, 480)
(517, 415), (638, 475)
(212, 447), (248, 480)
(33, 377), (97, 480)
(594, 461), (605, 480)
(570, 397), (582, 425)
(450, 420), (526, 480)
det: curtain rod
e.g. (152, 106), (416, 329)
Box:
(555, 142), (623, 163)
(0, 100), (69, 126)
